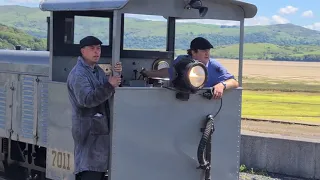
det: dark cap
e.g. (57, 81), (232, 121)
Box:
(190, 37), (213, 50)
(80, 36), (103, 48)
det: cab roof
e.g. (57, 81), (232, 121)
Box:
(39, 0), (257, 19)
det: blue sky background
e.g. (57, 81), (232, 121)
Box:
(0, 0), (319, 31)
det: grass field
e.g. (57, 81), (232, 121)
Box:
(242, 91), (320, 123)
(217, 59), (320, 123)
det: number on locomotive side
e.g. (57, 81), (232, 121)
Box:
(52, 150), (71, 170)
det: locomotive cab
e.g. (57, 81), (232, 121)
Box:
(0, 0), (258, 180)
(39, 0), (257, 180)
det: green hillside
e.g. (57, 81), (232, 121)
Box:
(0, 23), (46, 50)
(1, 5), (320, 61)
(210, 43), (320, 61)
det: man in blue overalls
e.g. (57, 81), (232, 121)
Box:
(143, 37), (239, 99)
(67, 36), (122, 180)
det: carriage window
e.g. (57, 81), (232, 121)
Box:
(123, 13), (167, 51)
(73, 16), (110, 45)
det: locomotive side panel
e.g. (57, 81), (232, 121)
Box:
(210, 88), (242, 179)
(109, 88), (242, 180)
(14, 75), (39, 144)
(37, 76), (50, 147)
(45, 82), (75, 180)
(0, 73), (16, 138)
(11, 75), (50, 146)
(0, 54), (50, 145)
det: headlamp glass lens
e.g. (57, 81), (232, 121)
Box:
(188, 66), (206, 87)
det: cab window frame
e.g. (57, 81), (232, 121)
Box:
(51, 11), (174, 59)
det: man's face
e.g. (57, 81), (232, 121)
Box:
(192, 49), (210, 63)
(81, 45), (101, 64)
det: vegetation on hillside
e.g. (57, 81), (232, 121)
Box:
(0, 24), (46, 50)
(211, 43), (320, 62)
(1, 5), (320, 61)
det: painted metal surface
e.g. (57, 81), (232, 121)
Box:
(119, 0), (255, 20)
(39, 0), (257, 20)
(0, 50), (49, 65)
(0, 61), (50, 147)
(10, 75), (51, 145)
(45, 81), (74, 180)
(41, 83), (242, 180)
(0, 73), (15, 138)
(20, 75), (37, 142)
(109, 87), (242, 180)
(37, 76), (50, 147)
(0, 87), (6, 130)
(39, 0), (129, 11)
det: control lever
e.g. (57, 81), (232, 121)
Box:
(133, 69), (138, 80)
(139, 68), (148, 80)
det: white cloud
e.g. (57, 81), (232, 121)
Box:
(244, 16), (272, 26)
(272, 15), (289, 24)
(304, 22), (320, 31)
(279, 6), (298, 15)
(301, 10), (314, 18)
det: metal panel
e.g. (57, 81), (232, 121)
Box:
(0, 73), (15, 138)
(238, 19), (244, 87)
(0, 86), (6, 131)
(109, 87), (242, 180)
(45, 81), (75, 180)
(11, 75), (40, 144)
(39, 0), (129, 11)
(120, 0), (244, 21)
(39, 0), (257, 19)
(0, 62), (49, 77)
(37, 77), (50, 147)
(0, 50), (49, 65)
(18, 75), (38, 143)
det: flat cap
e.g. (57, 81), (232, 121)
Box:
(190, 37), (213, 50)
(80, 36), (103, 48)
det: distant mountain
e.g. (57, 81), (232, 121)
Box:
(0, 5), (320, 62)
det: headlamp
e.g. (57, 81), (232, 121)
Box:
(171, 56), (208, 95)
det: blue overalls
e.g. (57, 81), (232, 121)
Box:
(67, 56), (114, 176)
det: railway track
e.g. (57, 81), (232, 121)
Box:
(241, 118), (320, 140)
(241, 117), (320, 127)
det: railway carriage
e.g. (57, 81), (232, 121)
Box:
(0, 0), (257, 179)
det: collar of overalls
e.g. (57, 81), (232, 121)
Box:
(78, 56), (97, 71)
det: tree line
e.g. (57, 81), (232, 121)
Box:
(1, 24), (320, 62)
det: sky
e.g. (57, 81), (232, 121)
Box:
(0, 0), (319, 31)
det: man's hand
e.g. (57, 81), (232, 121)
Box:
(212, 83), (225, 99)
(108, 76), (122, 88)
(113, 62), (122, 73)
